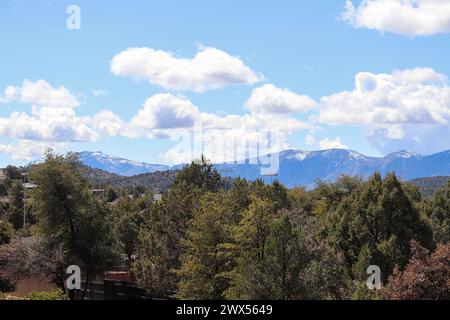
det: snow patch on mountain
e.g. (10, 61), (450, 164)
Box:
(78, 151), (170, 176)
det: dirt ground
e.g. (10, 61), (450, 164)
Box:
(11, 278), (56, 297)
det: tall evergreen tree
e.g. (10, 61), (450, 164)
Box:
(262, 214), (306, 299)
(111, 197), (144, 269)
(326, 173), (433, 283)
(422, 181), (450, 244)
(176, 192), (235, 299)
(174, 156), (223, 192)
(225, 198), (277, 299)
(133, 165), (207, 296)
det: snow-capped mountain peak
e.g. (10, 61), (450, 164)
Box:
(282, 149), (311, 161)
(78, 151), (170, 176)
(386, 150), (423, 159)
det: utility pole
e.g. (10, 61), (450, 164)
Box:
(23, 191), (26, 230)
(21, 173), (27, 230)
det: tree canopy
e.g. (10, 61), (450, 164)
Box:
(1, 152), (449, 300)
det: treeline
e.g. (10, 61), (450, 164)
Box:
(0, 152), (449, 300)
(410, 176), (450, 198)
(133, 161), (449, 300)
(81, 165), (179, 192)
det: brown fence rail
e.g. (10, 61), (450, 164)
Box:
(74, 280), (171, 300)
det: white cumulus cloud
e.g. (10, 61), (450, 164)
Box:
(0, 80), (126, 150)
(245, 84), (317, 114)
(0, 107), (98, 142)
(130, 93), (200, 133)
(342, 0), (450, 37)
(0, 140), (69, 161)
(111, 46), (264, 93)
(1, 79), (79, 108)
(92, 110), (126, 137)
(319, 137), (349, 150)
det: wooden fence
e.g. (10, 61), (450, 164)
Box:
(74, 280), (171, 300)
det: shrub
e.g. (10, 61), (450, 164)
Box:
(26, 289), (66, 300)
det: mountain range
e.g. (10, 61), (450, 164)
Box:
(78, 151), (171, 176)
(78, 149), (450, 188)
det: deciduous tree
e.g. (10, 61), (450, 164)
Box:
(382, 241), (450, 300)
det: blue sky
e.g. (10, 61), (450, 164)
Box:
(1, 0), (450, 166)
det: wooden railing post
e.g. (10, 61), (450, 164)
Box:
(104, 280), (114, 300)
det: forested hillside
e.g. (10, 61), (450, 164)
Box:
(82, 165), (178, 191)
(410, 176), (450, 198)
(82, 163), (450, 199)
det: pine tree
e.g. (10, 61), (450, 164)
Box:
(174, 156), (223, 192)
(326, 173), (433, 283)
(111, 197), (144, 269)
(176, 192), (235, 299)
(422, 181), (450, 244)
(133, 177), (203, 296)
(235, 198), (276, 262)
(30, 151), (118, 294)
(226, 198), (277, 299)
(262, 214), (306, 299)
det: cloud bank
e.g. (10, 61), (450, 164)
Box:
(319, 67), (450, 154)
(3, 66), (450, 161)
(342, 0), (450, 37)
